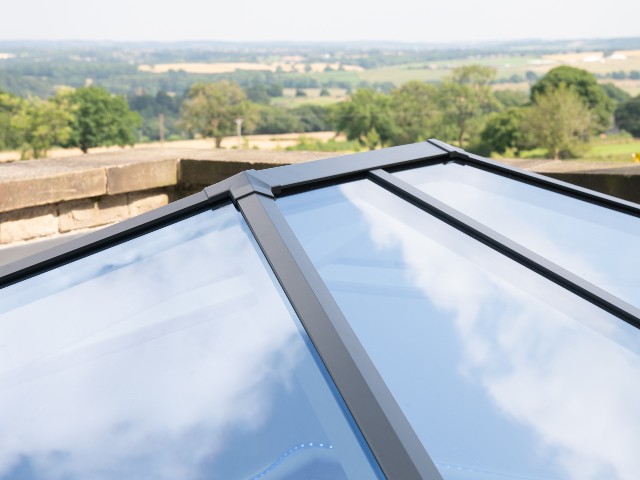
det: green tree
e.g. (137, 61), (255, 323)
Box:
(601, 83), (631, 104)
(525, 71), (539, 83)
(332, 88), (395, 150)
(128, 90), (183, 141)
(615, 95), (640, 137)
(479, 107), (528, 156)
(0, 91), (23, 150)
(292, 104), (332, 132)
(64, 86), (141, 153)
(437, 65), (498, 148)
(254, 105), (301, 134)
(389, 81), (439, 145)
(11, 96), (74, 159)
(244, 85), (272, 104)
(494, 90), (529, 107)
(531, 66), (614, 132)
(523, 84), (592, 159)
(180, 81), (257, 148)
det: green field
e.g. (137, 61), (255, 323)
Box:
(271, 95), (344, 108)
(515, 136), (640, 163)
(586, 137), (640, 161)
(358, 65), (446, 84)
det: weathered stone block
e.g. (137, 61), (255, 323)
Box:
(58, 198), (99, 233)
(0, 170), (106, 213)
(96, 195), (130, 225)
(128, 191), (170, 217)
(57, 195), (129, 233)
(106, 159), (178, 195)
(0, 205), (58, 244)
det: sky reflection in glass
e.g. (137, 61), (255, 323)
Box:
(279, 180), (640, 480)
(0, 206), (383, 480)
(395, 162), (640, 307)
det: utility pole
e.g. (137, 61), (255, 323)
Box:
(159, 114), (165, 145)
(235, 118), (243, 149)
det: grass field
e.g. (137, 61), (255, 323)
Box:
(586, 137), (640, 161)
(0, 132), (339, 162)
(271, 87), (348, 107)
(271, 95), (345, 108)
(358, 65), (446, 84)
(515, 136), (640, 163)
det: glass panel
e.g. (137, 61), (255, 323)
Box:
(0, 206), (383, 480)
(279, 180), (640, 480)
(394, 162), (640, 307)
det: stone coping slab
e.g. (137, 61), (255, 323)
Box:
(0, 148), (335, 213)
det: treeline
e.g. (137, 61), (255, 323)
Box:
(596, 70), (640, 80)
(0, 87), (140, 158)
(329, 65), (640, 159)
(0, 62), (359, 99)
(2, 65), (639, 160)
(128, 84), (333, 143)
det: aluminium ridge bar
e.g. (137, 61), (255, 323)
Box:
(258, 141), (448, 194)
(427, 139), (640, 218)
(235, 191), (444, 480)
(369, 169), (640, 329)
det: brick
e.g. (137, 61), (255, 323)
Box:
(0, 205), (58, 244)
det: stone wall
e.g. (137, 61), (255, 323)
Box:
(0, 148), (333, 249)
(0, 189), (172, 244)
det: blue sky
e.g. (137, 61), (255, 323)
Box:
(2, 0), (639, 43)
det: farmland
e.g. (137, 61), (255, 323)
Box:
(134, 50), (640, 97)
(2, 38), (640, 100)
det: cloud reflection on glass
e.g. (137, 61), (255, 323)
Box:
(394, 163), (640, 308)
(0, 206), (382, 480)
(279, 180), (640, 480)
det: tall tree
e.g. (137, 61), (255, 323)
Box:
(437, 66), (498, 148)
(332, 88), (395, 150)
(180, 81), (257, 148)
(389, 81), (440, 145)
(615, 95), (640, 138)
(11, 96), (74, 159)
(63, 86), (141, 153)
(531, 66), (614, 133)
(479, 107), (529, 156)
(0, 91), (22, 151)
(523, 84), (592, 160)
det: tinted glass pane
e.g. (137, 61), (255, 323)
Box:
(395, 162), (640, 307)
(279, 180), (640, 480)
(0, 206), (383, 480)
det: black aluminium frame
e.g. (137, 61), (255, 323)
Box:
(1, 139), (640, 479)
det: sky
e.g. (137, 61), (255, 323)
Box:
(1, 0), (639, 44)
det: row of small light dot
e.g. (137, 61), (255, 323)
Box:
(250, 442), (334, 479)
(436, 462), (521, 477)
